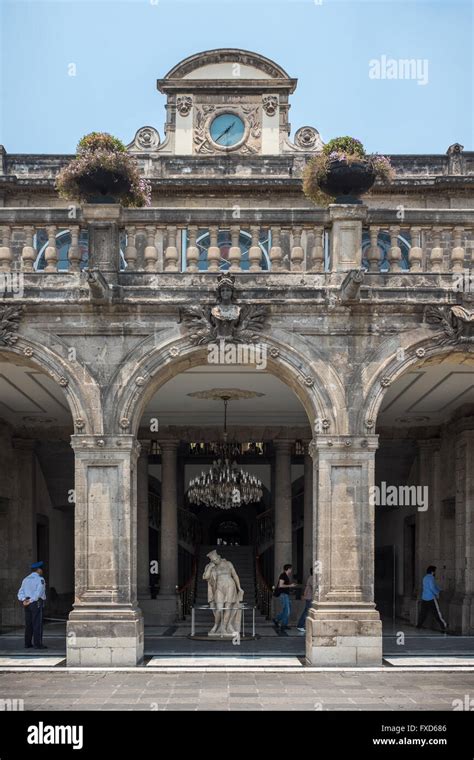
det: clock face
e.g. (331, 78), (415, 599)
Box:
(209, 113), (245, 147)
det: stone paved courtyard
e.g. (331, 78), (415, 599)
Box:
(0, 670), (473, 710)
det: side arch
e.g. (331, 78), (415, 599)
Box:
(0, 337), (101, 435)
(359, 334), (473, 433)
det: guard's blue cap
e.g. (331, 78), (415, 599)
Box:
(31, 561), (44, 569)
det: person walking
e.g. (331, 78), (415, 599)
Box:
(273, 563), (297, 630)
(297, 568), (313, 632)
(17, 561), (47, 650)
(416, 565), (447, 632)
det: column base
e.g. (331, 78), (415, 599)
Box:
(305, 604), (382, 666)
(449, 594), (474, 634)
(66, 604), (144, 666)
(139, 595), (178, 626)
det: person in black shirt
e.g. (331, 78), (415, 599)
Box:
(273, 564), (297, 629)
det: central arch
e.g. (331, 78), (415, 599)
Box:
(107, 330), (346, 438)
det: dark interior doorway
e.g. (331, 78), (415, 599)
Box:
(209, 514), (249, 546)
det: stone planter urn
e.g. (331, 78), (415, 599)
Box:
(76, 167), (131, 204)
(319, 158), (376, 204)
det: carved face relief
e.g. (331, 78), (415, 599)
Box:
(262, 95), (278, 116)
(177, 95), (193, 117)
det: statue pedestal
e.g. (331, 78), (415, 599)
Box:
(191, 604), (256, 638)
(188, 633), (258, 641)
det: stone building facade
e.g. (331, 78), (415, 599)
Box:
(0, 49), (473, 666)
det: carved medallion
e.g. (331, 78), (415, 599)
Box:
(129, 126), (160, 152)
(294, 126), (321, 151)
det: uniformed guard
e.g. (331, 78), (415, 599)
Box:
(17, 561), (47, 649)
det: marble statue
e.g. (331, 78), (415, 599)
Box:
(203, 549), (244, 637)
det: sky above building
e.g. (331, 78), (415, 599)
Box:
(0, 0), (472, 155)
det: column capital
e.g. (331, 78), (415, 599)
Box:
(417, 438), (441, 453)
(158, 439), (180, 453)
(273, 439), (293, 454)
(70, 434), (141, 459)
(309, 435), (379, 457)
(138, 439), (152, 456)
(453, 422), (474, 439)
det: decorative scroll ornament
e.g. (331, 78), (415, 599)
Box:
(262, 95), (278, 116)
(294, 126), (323, 151)
(179, 273), (268, 345)
(0, 304), (23, 346)
(129, 126), (160, 152)
(425, 304), (474, 346)
(176, 95), (193, 116)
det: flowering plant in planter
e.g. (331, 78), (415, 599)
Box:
(303, 136), (394, 206)
(56, 132), (152, 207)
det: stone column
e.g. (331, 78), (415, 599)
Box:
(274, 440), (293, 580)
(137, 441), (151, 600)
(158, 440), (179, 624)
(67, 435), (144, 666)
(303, 448), (313, 581)
(306, 436), (382, 666)
(416, 441), (442, 623)
(2, 439), (36, 626)
(449, 428), (474, 633)
(329, 204), (367, 272)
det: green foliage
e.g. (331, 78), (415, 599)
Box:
(322, 136), (366, 158)
(77, 132), (126, 154)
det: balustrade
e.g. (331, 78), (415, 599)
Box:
(0, 207), (471, 279)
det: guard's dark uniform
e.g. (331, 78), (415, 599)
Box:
(17, 562), (47, 649)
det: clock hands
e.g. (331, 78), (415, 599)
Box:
(215, 121), (236, 144)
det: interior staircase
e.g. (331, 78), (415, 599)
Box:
(192, 545), (268, 629)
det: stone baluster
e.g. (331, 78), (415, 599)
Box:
(408, 226), (423, 271)
(429, 226), (444, 272)
(290, 226), (304, 272)
(310, 226), (324, 272)
(269, 226), (283, 271)
(124, 226), (137, 270)
(228, 225), (241, 272)
(207, 225), (220, 272)
(68, 226), (81, 273)
(388, 226), (402, 272)
(21, 226), (36, 273)
(144, 225), (158, 272)
(164, 226), (179, 272)
(248, 225), (262, 272)
(367, 226), (380, 272)
(450, 226), (465, 273)
(44, 226), (58, 273)
(186, 225), (199, 272)
(0, 225), (12, 272)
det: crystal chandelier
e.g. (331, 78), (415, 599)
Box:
(187, 395), (263, 510)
